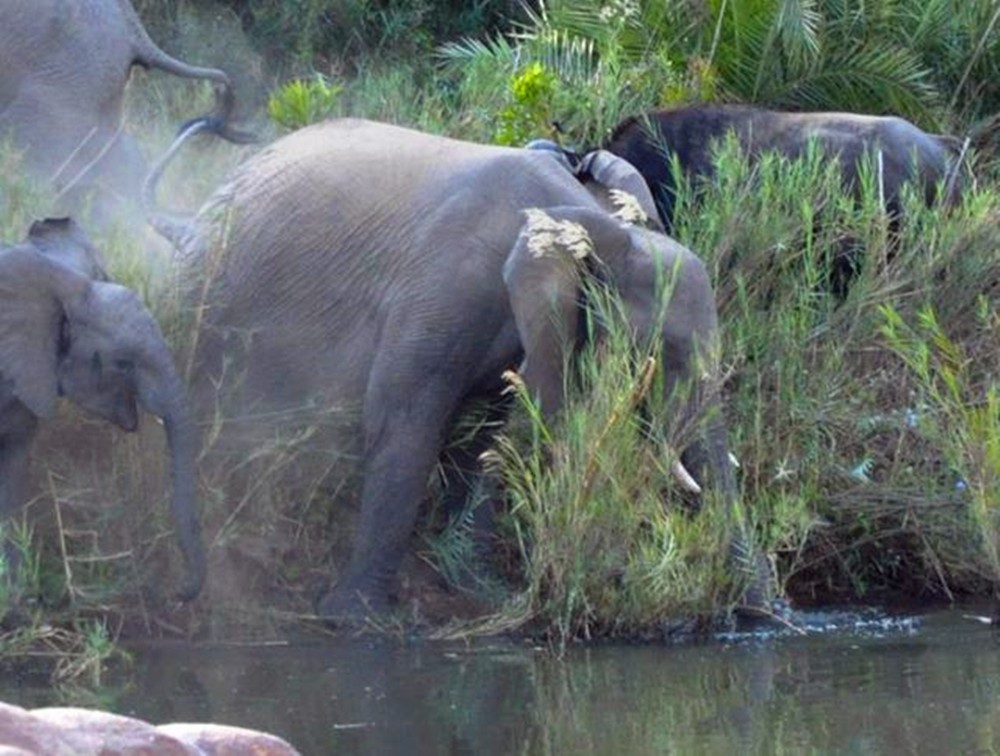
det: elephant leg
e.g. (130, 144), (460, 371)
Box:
(0, 405), (37, 519)
(680, 432), (775, 615)
(437, 405), (510, 595)
(317, 362), (462, 624)
(659, 351), (775, 614)
(441, 397), (512, 526)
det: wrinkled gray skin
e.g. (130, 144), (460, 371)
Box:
(0, 218), (204, 601)
(147, 119), (761, 624)
(0, 0), (240, 217)
(605, 104), (964, 233)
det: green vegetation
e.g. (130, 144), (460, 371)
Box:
(268, 75), (343, 131)
(670, 139), (1000, 606)
(1, 0), (998, 657)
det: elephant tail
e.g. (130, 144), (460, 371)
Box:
(123, 4), (256, 144)
(143, 118), (220, 253)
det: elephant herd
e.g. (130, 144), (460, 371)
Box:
(0, 0), (966, 628)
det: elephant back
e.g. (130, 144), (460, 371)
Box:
(188, 118), (603, 284)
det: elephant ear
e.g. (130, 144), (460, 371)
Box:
(27, 217), (109, 281)
(503, 205), (633, 418)
(578, 150), (665, 232)
(0, 244), (90, 418)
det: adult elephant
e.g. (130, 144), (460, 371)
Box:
(145, 118), (766, 624)
(0, 218), (204, 602)
(0, 0), (247, 218)
(605, 104), (964, 234)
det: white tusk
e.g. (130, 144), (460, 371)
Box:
(729, 452), (741, 468)
(671, 459), (702, 494)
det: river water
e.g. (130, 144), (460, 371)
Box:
(2, 607), (998, 754)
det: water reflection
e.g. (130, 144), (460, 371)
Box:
(1, 609), (998, 755)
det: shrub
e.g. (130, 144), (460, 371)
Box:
(267, 75), (343, 130)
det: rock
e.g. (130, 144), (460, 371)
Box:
(158, 723), (301, 755)
(31, 708), (197, 755)
(0, 703), (76, 756)
(0, 701), (301, 755)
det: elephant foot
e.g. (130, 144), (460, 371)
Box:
(733, 597), (818, 638)
(729, 545), (805, 632)
(316, 582), (392, 629)
(735, 596), (794, 622)
(739, 559), (776, 615)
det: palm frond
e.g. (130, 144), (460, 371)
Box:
(775, 42), (939, 122)
(775, 0), (822, 69)
(437, 33), (517, 68)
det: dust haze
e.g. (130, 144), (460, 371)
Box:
(19, 2), (366, 639)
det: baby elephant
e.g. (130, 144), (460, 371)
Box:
(0, 218), (204, 602)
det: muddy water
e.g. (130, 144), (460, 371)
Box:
(2, 608), (998, 755)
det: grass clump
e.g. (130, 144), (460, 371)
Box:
(879, 302), (1000, 591)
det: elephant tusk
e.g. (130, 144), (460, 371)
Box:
(729, 452), (741, 468)
(55, 122), (126, 200)
(671, 458), (702, 494)
(50, 126), (98, 185)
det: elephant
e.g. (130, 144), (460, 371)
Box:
(0, 0), (249, 219)
(604, 104), (965, 234)
(144, 117), (768, 625)
(0, 218), (204, 602)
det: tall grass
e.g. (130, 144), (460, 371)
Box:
(669, 139), (1000, 603)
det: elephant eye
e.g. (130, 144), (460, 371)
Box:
(114, 358), (135, 374)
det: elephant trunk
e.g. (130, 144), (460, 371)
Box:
(137, 343), (205, 602)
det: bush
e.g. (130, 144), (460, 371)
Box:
(267, 75), (343, 130)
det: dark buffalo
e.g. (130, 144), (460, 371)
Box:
(604, 104), (964, 234)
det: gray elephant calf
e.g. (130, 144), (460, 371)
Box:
(146, 118), (763, 624)
(0, 218), (204, 601)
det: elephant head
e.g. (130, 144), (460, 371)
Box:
(0, 219), (204, 601)
(523, 142), (666, 233)
(21, 217), (109, 280)
(502, 204), (730, 491)
(503, 202), (766, 606)
(576, 150), (666, 233)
